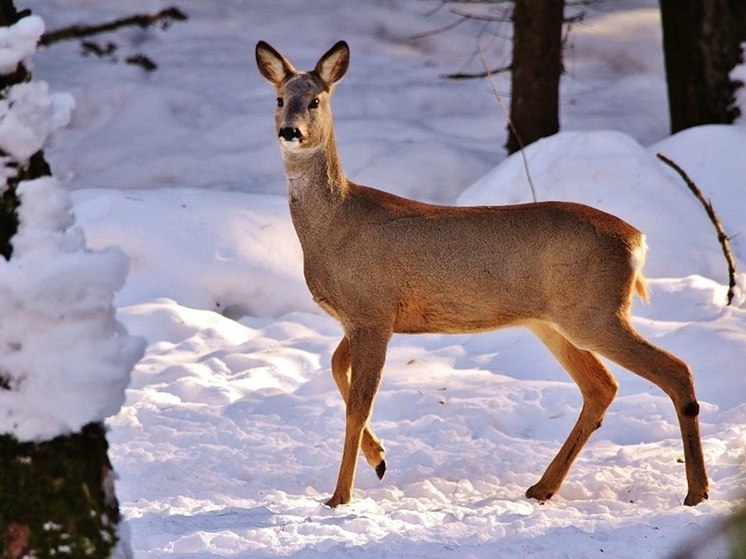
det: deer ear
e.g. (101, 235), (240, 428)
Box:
(256, 41), (297, 86)
(313, 41), (349, 86)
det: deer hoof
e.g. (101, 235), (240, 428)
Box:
(683, 489), (708, 506)
(375, 460), (386, 480)
(325, 492), (350, 508)
(525, 483), (554, 503)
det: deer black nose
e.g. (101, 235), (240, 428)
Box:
(279, 127), (302, 141)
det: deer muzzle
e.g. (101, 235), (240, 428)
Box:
(279, 127), (303, 142)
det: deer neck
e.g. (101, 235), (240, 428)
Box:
(282, 131), (347, 245)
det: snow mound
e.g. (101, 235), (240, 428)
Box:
(458, 129), (746, 285)
(0, 178), (145, 441)
(71, 188), (315, 317)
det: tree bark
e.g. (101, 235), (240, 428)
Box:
(0, 2), (124, 557)
(660, 0), (745, 133)
(506, 0), (565, 154)
(0, 424), (121, 559)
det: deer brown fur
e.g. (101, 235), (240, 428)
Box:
(255, 40), (709, 508)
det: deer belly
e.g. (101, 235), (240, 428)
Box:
(393, 295), (518, 334)
(312, 294), (344, 323)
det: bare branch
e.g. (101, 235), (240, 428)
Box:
(422, 0), (449, 18)
(656, 153), (737, 305)
(126, 54), (157, 72)
(40, 7), (187, 46)
(441, 62), (511, 80)
(450, 7), (512, 23)
(477, 46), (538, 203)
(412, 16), (469, 40)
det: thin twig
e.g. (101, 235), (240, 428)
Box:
(422, 0), (448, 18)
(451, 6), (584, 25)
(450, 7), (512, 23)
(477, 45), (538, 203)
(412, 16), (468, 40)
(656, 153), (737, 305)
(40, 7), (187, 46)
(441, 62), (511, 80)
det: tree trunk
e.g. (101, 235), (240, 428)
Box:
(506, 0), (564, 154)
(0, 2), (125, 557)
(0, 425), (122, 559)
(660, 0), (745, 133)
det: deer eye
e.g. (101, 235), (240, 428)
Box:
(309, 98), (320, 109)
(276, 97), (284, 108)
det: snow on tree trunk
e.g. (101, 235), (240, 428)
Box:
(0, 6), (145, 558)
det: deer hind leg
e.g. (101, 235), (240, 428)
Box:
(327, 327), (390, 507)
(526, 322), (619, 503)
(575, 317), (709, 506)
(331, 337), (387, 479)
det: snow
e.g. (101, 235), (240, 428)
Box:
(731, 42), (746, 125)
(0, 81), (74, 161)
(10, 0), (746, 557)
(0, 30), (144, 442)
(0, 14), (43, 74)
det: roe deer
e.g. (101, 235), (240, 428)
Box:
(255, 40), (709, 508)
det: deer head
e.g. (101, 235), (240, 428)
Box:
(255, 40), (349, 155)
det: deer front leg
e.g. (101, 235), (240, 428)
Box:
(326, 327), (390, 507)
(331, 337), (387, 479)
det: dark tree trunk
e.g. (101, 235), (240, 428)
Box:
(0, 2), (124, 557)
(660, 0), (745, 133)
(0, 425), (122, 559)
(506, 0), (565, 154)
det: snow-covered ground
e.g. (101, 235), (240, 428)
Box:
(22, 0), (746, 557)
